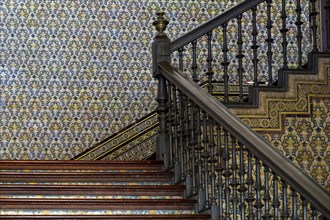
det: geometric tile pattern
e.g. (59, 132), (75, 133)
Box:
(0, 0), (313, 160)
(262, 98), (330, 190)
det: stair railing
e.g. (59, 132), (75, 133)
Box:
(162, 0), (326, 104)
(151, 1), (330, 219)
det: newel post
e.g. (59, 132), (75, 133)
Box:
(152, 12), (171, 170)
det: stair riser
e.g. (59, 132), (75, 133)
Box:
(0, 210), (195, 216)
(0, 215), (211, 220)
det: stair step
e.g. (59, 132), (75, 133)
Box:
(0, 214), (211, 219)
(0, 184), (185, 198)
(0, 172), (173, 185)
(0, 198), (196, 210)
(0, 161), (163, 172)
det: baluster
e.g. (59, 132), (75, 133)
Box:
(184, 96), (193, 197)
(236, 15), (245, 102)
(272, 173), (280, 220)
(216, 124), (224, 218)
(172, 86), (181, 183)
(223, 129), (231, 220)
(281, 0), (289, 68)
(254, 158), (263, 220)
(263, 165), (271, 220)
(207, 31), (214, 94)
(222, 23), (230, 103)
(282, 182), (289, 220)
(266, 0), (274, 84)
(310, 0), (319, 52)
(301, 198), (307, 220)
(238, 144), (246, 219)
(291, 189), (298, 220)
(196, 106), (205, 211)
(202, 111), (210, 209)
(326, 0), (330, 51)
(209, 118), (218, 218)
(311, 207), (318, 220)
(192, 40), (198, 82)
(167, 82), (173, 166)
(189, 99), (197, 195)
(178, 91), (185, 181)
(178, 47), (184, 71)
(231, 136), (238, 220)
(246, 152), (255, 220)
(251, 6), (259, 86)
(295, 0), (303, 68)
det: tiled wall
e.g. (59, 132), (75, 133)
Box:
(0, 0), (311, 159)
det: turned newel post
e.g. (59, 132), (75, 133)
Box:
(152, 12), (171, 170)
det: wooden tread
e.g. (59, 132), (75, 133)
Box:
(0, 214), (211, 219)
(0, 171), (173, 183)
(0, 160), (163, 171)
(0, 184), (185, 196)
(0, 198), (196, 210)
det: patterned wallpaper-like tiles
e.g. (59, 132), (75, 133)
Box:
(0, 0), (247, 159)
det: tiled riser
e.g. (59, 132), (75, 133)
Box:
(0, 210), (195, 216)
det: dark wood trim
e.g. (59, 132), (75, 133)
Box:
(0, 160), (163, 171)
(158, 61), (330, 218)
(73, 112), (157, 160)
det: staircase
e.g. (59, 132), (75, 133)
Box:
(0, 160), (211, 219)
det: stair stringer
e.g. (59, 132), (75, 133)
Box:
(229, 56), (330, 132)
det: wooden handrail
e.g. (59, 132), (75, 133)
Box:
(158, 61), (330, 218)
(170, 0), (265, 52)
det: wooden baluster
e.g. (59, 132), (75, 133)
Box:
(177, 48), (184, 180)
(282, 182), (289, 220)
(281, 0), (289, 68)
(178, 47), (184, 71)
(291, 189), (298, 220)
(178, 91), (185, 181)
(254, 158), (263, 220)
(222, 23), (230, 103)
(272, 173), (280, 220)
(189, 99), (197, 196)
(236, 15), (245, 102)
(251, 6), (259, 86)
(209, 119), (218, 218)
(301, 198), (307, 220)
(216, 124), (224, 218)
(172, 86), (181, 183)
(202, 111), (210, 209)
(246, 152), (255, 220)
(310, 0), (319, 52)
(196, 107), (205, 211)
(295, 0), (303, 68)
(263, 165), (271, 220)
(207, 31), (214, 94)
(231, 136), (238, 220)
(311, 207), (318, 220)
(184, 95), (193, 197)
(238, 144), (246, 219)
(223, 129), (231, 220)
(326, 0), (330, 52)
(266, 0), (274, 84)
(192, 40), (198, 82)
(167, 82), (173, 166)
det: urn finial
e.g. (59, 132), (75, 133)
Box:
(153, 12), (169, 36)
